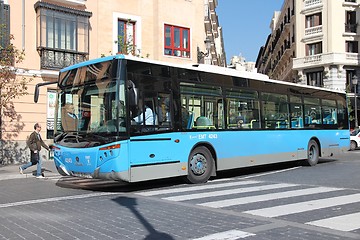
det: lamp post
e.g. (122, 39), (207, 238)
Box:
(204, 37), (211, 65)
(204, 37), (211, 55)
(352, 75), (358, 128)
(197, 37), (212, 64)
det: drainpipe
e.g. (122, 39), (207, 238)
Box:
(22, 0), (25, 50)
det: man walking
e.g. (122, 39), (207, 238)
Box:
(19, 123), (50, 178)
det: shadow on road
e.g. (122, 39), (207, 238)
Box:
(112, 196), (174, 240)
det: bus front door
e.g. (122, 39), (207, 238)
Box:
(128, 137), (184, 182)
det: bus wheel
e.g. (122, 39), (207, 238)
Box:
(187, 146), (214, 184)
(306, 139), (319, 166)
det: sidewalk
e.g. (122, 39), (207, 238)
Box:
(0, 160), (60, 181)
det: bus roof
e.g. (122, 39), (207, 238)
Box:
(60, 54), (346, 95)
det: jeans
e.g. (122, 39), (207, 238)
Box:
(21, 152), (42, 176)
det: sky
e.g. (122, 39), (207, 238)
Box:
(216, 0), (284, 64)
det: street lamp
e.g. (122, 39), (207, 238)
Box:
(352, 75), (358, 128)
(204, 37), (211, 55)
(197, 37), (211, 63)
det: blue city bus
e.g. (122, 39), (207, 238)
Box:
(49, 55), (349, 184)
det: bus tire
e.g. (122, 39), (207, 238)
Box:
(186, 146), (214, 184)
(306, 139), (319, 166)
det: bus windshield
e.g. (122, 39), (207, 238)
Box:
(54, 59), (127, 147)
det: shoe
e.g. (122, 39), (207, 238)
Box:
(19, 167), (23, 174)
(36, 175), (45, 179)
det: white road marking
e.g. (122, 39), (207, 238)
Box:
(163, 183), (298, 201)
(192, 230), (255, 240)
(244, 193), (360, 218)
(237, 167), (301, 180)
(0, 192), (119, 208)
(306, 212), (360, 231)
(199, 187), (341, 208)
(137, 180), (260, 196)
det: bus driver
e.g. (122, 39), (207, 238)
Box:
(133, 100), (156, 125)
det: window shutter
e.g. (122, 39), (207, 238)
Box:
(315, 14), (319, 26)
(306, 44), (309, 56)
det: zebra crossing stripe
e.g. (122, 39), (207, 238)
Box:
(244, 193), (360, 218)
(0, 192), (119, 208)
(199, 187), (341, 208)
(163, 183), (298, 201)
(137, 180), (260, 196)
(192, 230), (255, 240)
(306, 212), (360, 231)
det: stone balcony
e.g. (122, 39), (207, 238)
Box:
(305, 25), (323, 36)
(293, 52), (360, 69)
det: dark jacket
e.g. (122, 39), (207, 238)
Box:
(28, 131), (50, 152)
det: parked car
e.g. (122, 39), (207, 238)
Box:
(350, 128), (360, 150)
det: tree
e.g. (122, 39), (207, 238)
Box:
(0, 28), (32, 164)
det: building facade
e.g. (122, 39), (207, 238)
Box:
(256, 0), (360, 127)
(0, 0), (225, 163)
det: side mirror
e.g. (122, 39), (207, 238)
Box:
(34, 84), (40, 103)
(34, 82), (57, 103)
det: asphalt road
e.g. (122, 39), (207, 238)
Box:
(0, 151), (360, 240)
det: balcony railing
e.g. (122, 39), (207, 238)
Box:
(293, 52), (360, 69)
(304, 0), (322, 8)
(38, 47), (88, 70)
(304, 54), (322, 63)
(305, 25), (323, 36)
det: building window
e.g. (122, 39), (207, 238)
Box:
(117, 19), (136, 54)
(164, 24), (190, 58)
(307, 71), (323, 87)
(34, 2), (92, 70)
(0, 1), (10, 49)
(346, 11), (357, 33)
(305, 12), (322, 28)
(346, 41), (359, 53)
(306, 42), (322, 56)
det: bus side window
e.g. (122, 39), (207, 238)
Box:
(157, 94), (172, 130)
(181, 107), (193, 129)
(322, 99), (337, 125)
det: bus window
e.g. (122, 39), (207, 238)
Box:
(131, 95), (158, 133)
(261, 93), (289, 129)
(337, 99), (348, 129)
(181, 95), (216, 129)
(157, 94), (172, 130)
(217, 100), (224, 129)
(304, 97), (321, 125)
(180, 84), (222, 130)
(322, 99), (337, 125)
(289, 96), (303, 128)
(225, 89), (260, 129)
